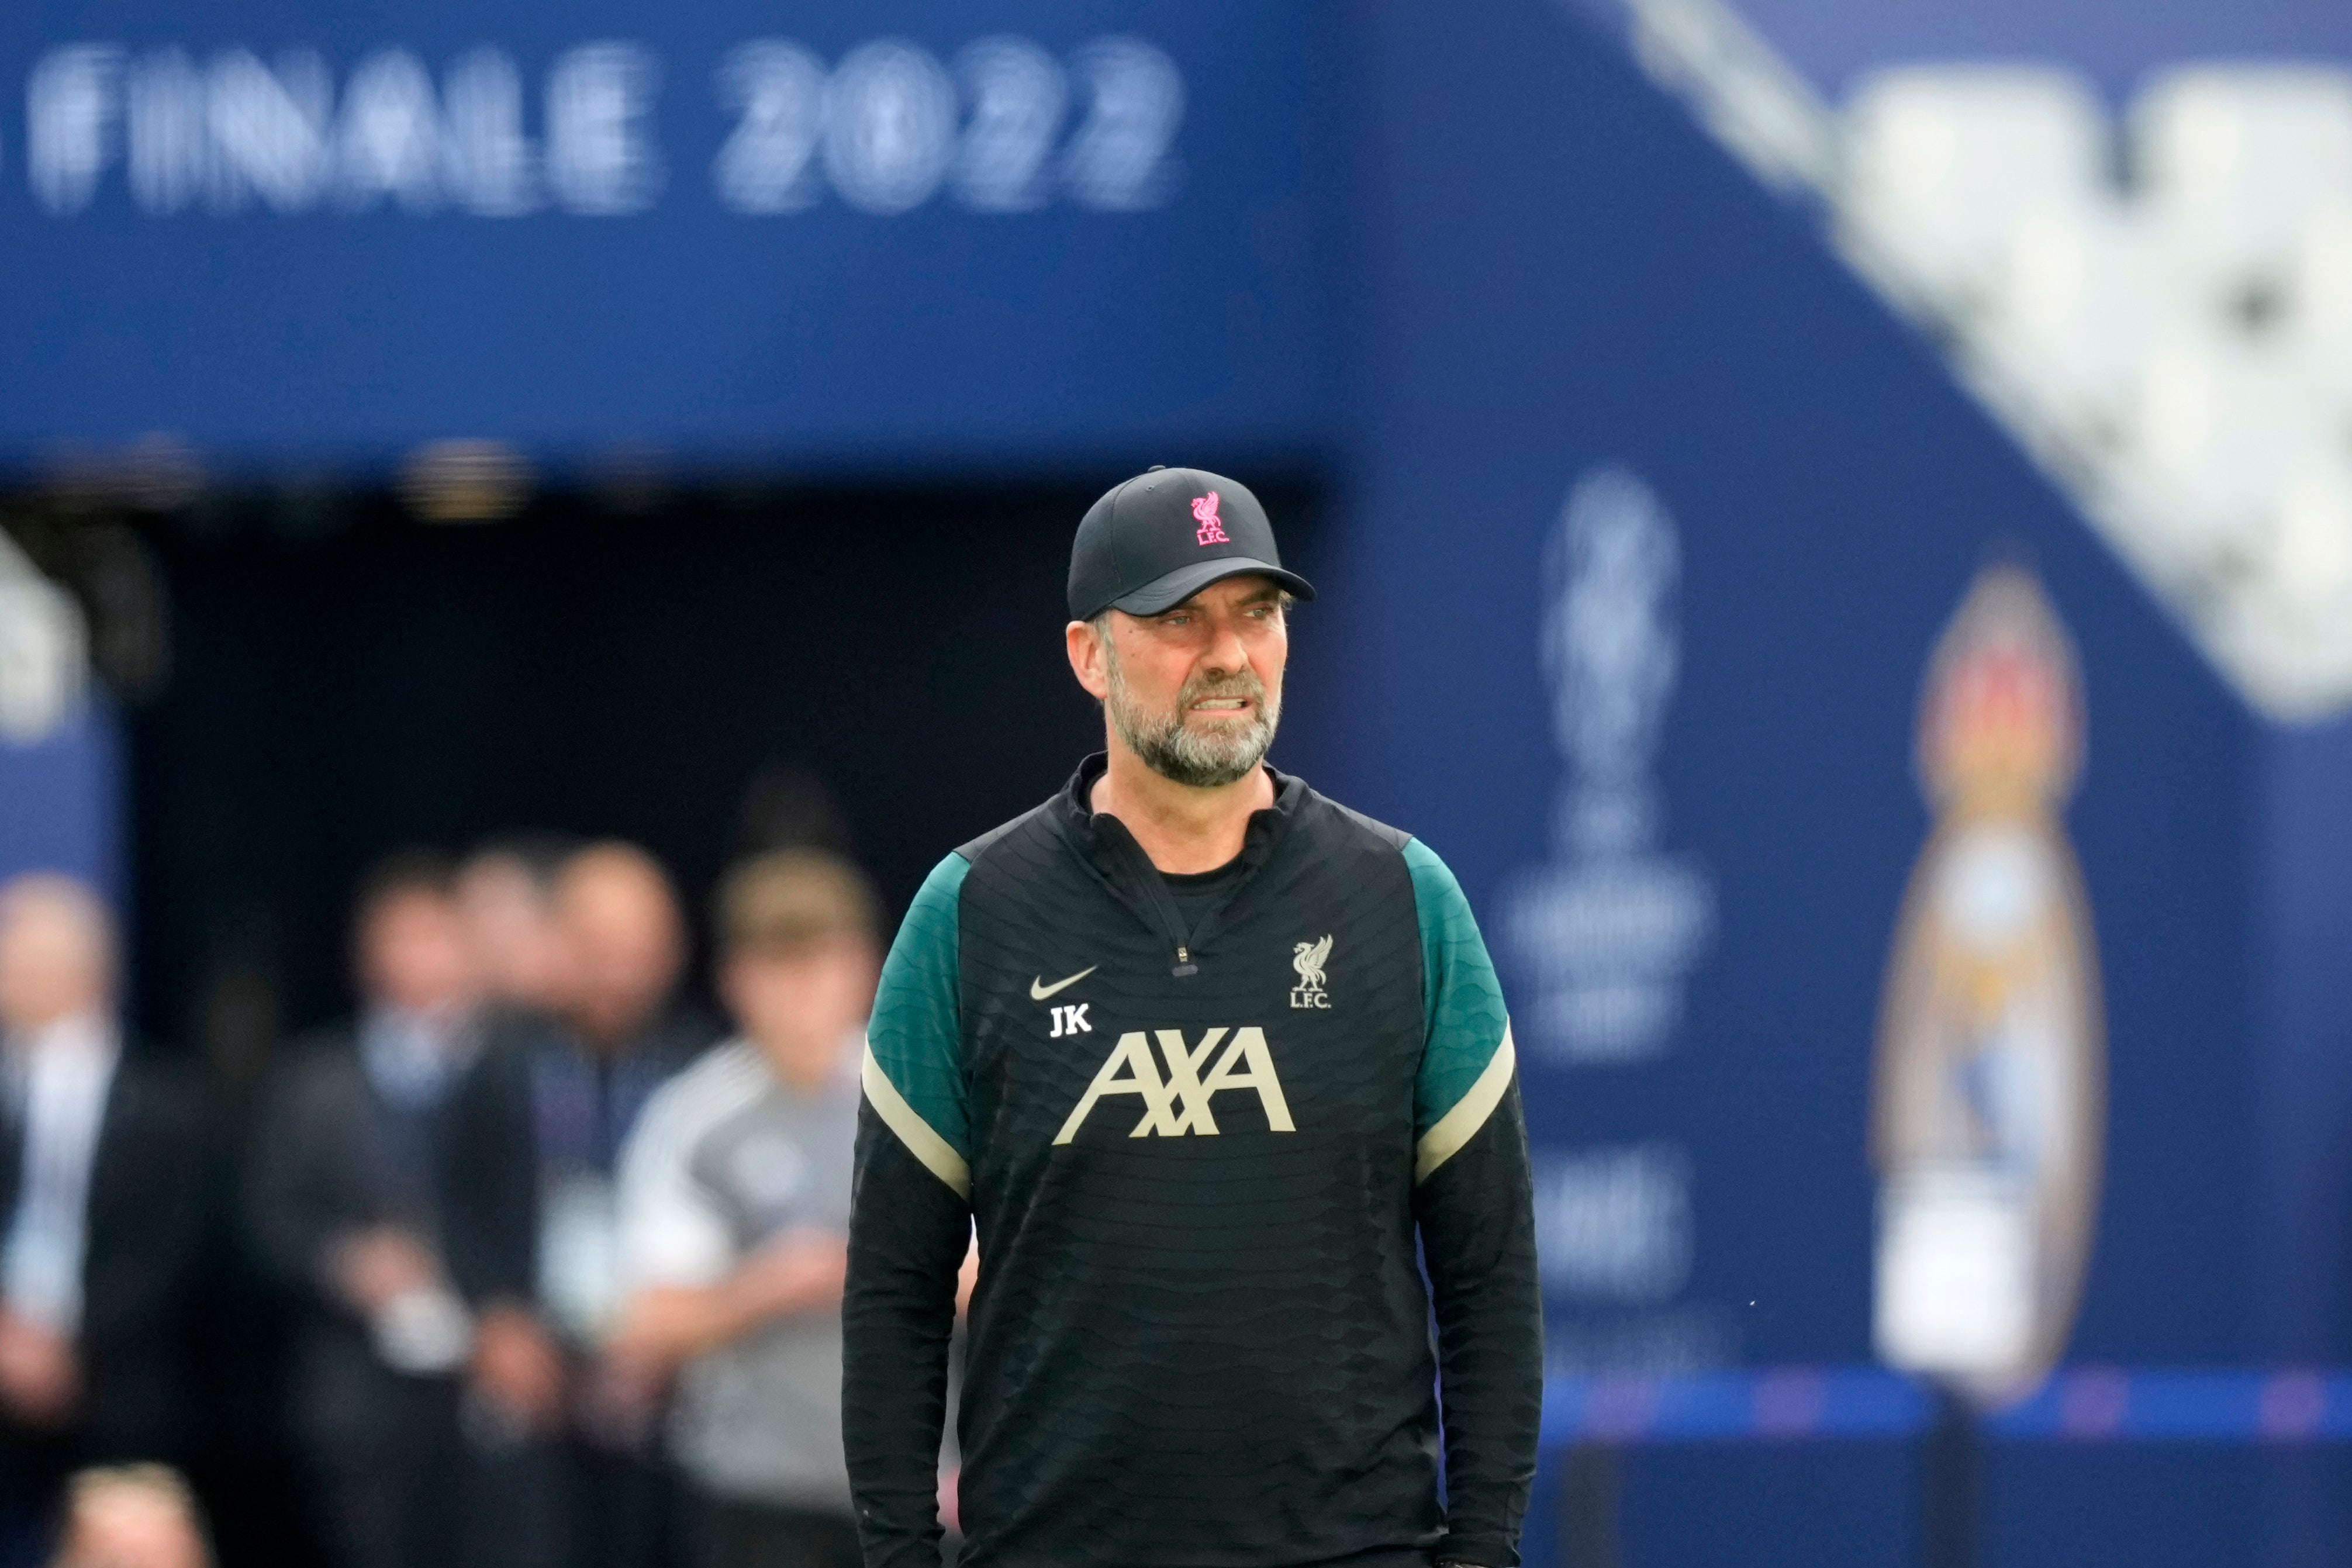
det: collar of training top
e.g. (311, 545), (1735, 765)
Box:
(1049, 753), (1306, 975)
(1052, 752), (1303, 874)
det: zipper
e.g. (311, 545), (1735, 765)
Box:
(1089, 807), (1255, 980)
(1132, 861), (1201, 978)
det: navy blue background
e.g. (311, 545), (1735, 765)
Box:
(1298, 0), (2266, 1367)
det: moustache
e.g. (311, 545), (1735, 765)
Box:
(1179, 671), (1267, 709)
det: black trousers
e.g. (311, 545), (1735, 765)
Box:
(305, 1380), (469, 1568)
(310, 1438), (468, 1568)
(682, 1490), (859, 1568)
(467, 1435), (672, 1568)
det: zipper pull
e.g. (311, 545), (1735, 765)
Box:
(1172, 945), (1198, 979)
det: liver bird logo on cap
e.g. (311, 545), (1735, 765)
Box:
(1191, 491), (1229, 546)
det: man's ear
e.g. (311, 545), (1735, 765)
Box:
(1066, 618), (1113, 701)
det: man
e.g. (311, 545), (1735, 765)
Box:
(0, 876), (208, 1558)
(444, 841), (714, 1568)
(609, 849), (878, 1568)
(247, 853), (483, 1568)
(845, 468), (1542, 1568)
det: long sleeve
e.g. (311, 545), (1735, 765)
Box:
(244, 1049), (357, 1305)
(1404, 840), (1543, 1568)
(845, 853), (975, 1568)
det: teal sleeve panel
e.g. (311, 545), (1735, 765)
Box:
(1405, 838), (1512, 1139)
(866, 852), (971, 1166)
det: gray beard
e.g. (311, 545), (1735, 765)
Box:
(1104, 657), (1282, 789)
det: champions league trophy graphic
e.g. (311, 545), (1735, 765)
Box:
(1501, 468), (1715, 1066)
(1871, 565), (2105, 1405)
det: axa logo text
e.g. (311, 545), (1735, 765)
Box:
(1053, 1027), (1294, 1144)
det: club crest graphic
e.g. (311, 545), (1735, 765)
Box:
(1499, 468), (1715, 1064)
(1290, 934), (1332, 1010)
(1871, 564), (2105, 1406)
(1191, 491), (1229, 545)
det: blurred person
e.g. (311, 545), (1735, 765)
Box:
(47, 1465), (209, 1568)
(0, 878), (208, 1568)
(246, 852), (483, 1568)
(443, 842), (715, 1568)
(845, 470), (1542, 1568)
(455, 837), (575, 1023)
(606, 851), (879, 1568)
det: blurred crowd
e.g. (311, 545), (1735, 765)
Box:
(0, 834), (899, 1568)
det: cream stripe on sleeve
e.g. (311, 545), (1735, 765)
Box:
(1413, 1024), (1516, 1184)
(862, 1043), (972, 1199)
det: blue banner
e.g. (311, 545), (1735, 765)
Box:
(0, 1), (1324, 467)
(0, 697), (122, 904)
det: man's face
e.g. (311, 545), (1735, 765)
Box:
(553, 852), (685, 1049)
(455, 855), (567, 1009)
(1069, 574), (1289, 788)
(358, 889), (479, 1020)
(0, 882), (109, 1034)
(722, 936), (879, 1086)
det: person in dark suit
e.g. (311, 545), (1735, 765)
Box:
(443, 841), (714, 1568)
(0, 875), (208, 1568)
(248, 852), (484, 1568)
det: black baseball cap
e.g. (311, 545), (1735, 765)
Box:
(1067, 467), (1317, 621)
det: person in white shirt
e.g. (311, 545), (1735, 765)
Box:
(609, 849), (880, 1568)
(0, 875), (208, 1546)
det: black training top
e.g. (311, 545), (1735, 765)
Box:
(844, 757), (1542, 1568)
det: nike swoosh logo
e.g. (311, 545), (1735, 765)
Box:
(1030, 966), (1098, 1001)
